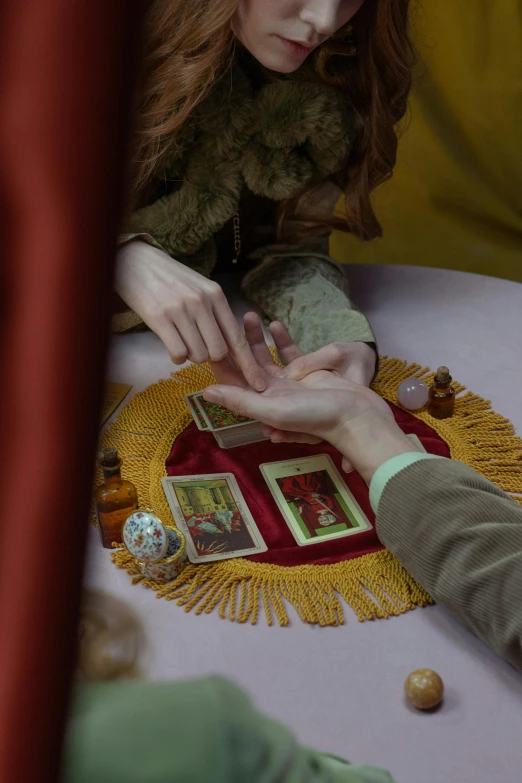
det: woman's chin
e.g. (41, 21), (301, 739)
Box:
(246, 46), (306, 74)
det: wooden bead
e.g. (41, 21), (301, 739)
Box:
(404, 669), (444, 710)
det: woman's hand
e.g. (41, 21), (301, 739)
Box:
(270, 324), (376, 388)
(239, 312), (375, 386)
(211, 313), (378, 456)
(206, 313), (415, 481)
(204, 373), (378, 445)
(245, 314), (381, 468)
(115, 242), (266, 391)
(204, 360), (413, 484)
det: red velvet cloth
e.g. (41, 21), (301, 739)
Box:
(166, 403), (449, 567)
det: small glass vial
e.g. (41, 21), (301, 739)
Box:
(95, 448), (138, 548)
(428, 366), (455, 419)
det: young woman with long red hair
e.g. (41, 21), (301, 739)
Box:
(114, 0), (413, 388)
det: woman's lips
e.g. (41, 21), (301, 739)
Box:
(277, 36), (317, 58)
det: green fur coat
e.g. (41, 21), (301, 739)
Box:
(116, 57), (375, 352)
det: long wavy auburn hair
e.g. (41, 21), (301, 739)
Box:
(130, 0), (414, 241)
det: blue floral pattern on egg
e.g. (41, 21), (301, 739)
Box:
(123, 511), (168, 563)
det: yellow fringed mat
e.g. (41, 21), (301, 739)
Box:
(95, 358), (522, 627)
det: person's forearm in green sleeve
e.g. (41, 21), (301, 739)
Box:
(374, 458), (522, 671)
(241, 251), (377, 356)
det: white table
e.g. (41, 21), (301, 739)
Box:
(86, 265), (522, 783)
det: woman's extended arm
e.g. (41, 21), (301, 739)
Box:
(114, 239), (266, 391)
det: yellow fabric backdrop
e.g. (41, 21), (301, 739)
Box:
(331, 1), (522, 282)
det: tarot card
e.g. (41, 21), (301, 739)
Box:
(184, 392), (209, 430)
(101, 382), (132, 425)
(162, 473), (267, 563)
(261, 455), (372, 546)
(213, 428), (269, 449)
(407, 433), (427, 452)
(196, 394), (256, 432)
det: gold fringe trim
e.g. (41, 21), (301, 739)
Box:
(110, 548), (431, 627)
(95, 357), (522, 627)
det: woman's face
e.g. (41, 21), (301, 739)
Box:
(233, 0), (364, 73)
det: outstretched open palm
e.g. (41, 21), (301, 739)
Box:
(207, 313), (393, 468)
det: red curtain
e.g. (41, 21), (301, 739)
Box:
(0, 2), (140, 781)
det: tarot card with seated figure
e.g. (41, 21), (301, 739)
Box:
(261, 455), (372, 546)
(162, 473), (267, 563)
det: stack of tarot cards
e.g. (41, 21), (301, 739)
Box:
(184, 391), (269, 449)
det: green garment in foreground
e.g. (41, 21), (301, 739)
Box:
(62, 677), (394, 783)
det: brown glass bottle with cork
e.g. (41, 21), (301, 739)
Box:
(428, 366), (456, 419)
(95, 448), (138, 548)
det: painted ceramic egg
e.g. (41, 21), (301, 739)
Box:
(123, 511), (168, 564)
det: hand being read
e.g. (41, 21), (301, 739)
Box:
(211, 313), (379, 469)
(206, 313), (414, 483)
(206, 313), (393, 469)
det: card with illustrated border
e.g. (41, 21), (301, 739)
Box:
(184, 391), (267, 447)
(261, 454), (372, 546)
(101, 382), (132, 425)
(162, 473), (267, 563)
(184, 392), (209, 431)
(196, 395), (256, 432)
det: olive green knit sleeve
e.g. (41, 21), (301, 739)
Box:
(241, 248), (376, 355)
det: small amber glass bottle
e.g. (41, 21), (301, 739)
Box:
(428, 366), (456, 419)
(95, 448), (138, 548)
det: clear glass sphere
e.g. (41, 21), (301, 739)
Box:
(397, 378), (429, 411)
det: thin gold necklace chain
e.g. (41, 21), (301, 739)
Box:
(232, 211), (241, 264)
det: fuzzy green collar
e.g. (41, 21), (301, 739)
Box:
(126, 60), (352, 259)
